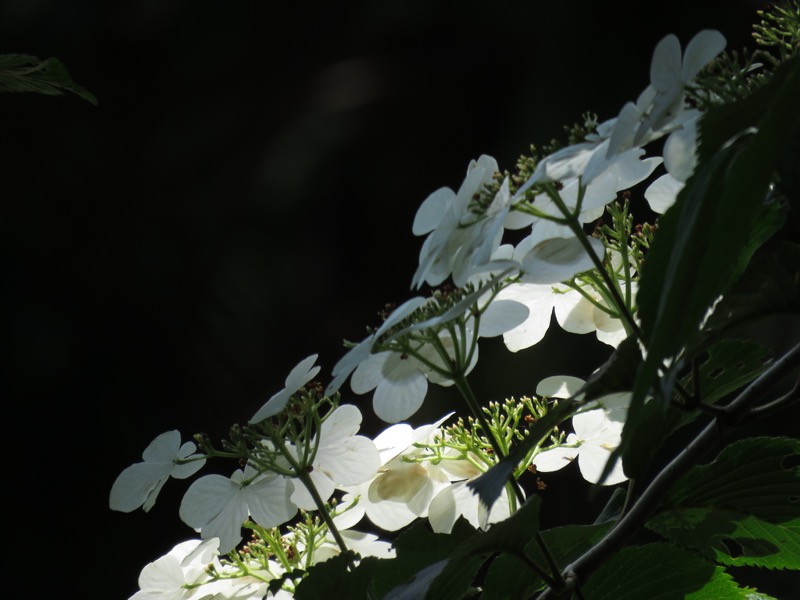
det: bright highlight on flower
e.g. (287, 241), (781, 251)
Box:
(111, 8), (797, 598)
(110, 430), (206, 513)
(534, 376), (631, 485)
(250, 354), (321, 423)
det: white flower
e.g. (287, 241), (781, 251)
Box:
(315, 530), (397, 563)
(350, 323), (479, 423)
(130, 538), (222, 600)
(325, 296), (427, 396)
(515, 131), (660, 204)
(644, 111), (700, 213)
(495, 282), (579, 351)
(533, 377), (630, 485)
(250, 354), (321, 423)
(341, 415), (460, 531)
(643, 171), (685, 214)
(289, 404), (380, 510)
(427, 478), (514, 534)
(412, 155), (501, 289)
(110, 430), (206, 513)
(633, 30), (725, 145)
(509, 204), (606, 288)
(496, 231), (635, 351)
(179, 465), (297, 553)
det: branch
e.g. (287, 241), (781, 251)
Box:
(535, 342), (800, 599)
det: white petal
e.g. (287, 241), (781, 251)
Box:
(650, 34), (682, 93)
(110, 461), (173, 513)
(179, 474), (238, 529)
(364, 495), (418, 531)
(532, 447), (578, 472)
(479, 299), (530, 337)
(284, 354), (320, 390)
(413, 187), (456, 236)
(644, 173), (684, 214)
(291, 469), (336, 511)
(246, 476), (297, 528)
(577, 444), (627, 485)
(522, 237), (604, 284)
(373, 372), (428, 423)
(350, 351), (390, 395)
(197, 496), (249, 553)
(320, 404), (364, 442)
(326, 336), (374, 396)
(376, 296), (429, 336)
(503, 209), (538, 230)
(320, 435), (380, 486)
(135, 554), (185, 595)
(536, 375), (585, 398)
(496, 283), (557, 352)
(663, 116), (698, 181)
(594, 308), (628, 348)
(142, 430), (181, 463)
(171, 442), (206, 479)
(553, 288), (596, 334)
(572, 408), (610, 440)
(373, 423), (415, 464)
(682, 30), (726, 82)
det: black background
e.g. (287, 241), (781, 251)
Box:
(3, 1), (794, 598)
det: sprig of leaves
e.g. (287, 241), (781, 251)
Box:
(0, 54), (97, 105)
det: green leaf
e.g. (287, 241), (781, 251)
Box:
(647, 436), (800, 570)
(649, 508), (800, 569)
(480, 554), (541, 600)
(627, 57), (800, 477)
(581, 543), (754, 599)
(635, 57), (799, 394)
(577, 334), (642, 399)
(372, 518), (477, 599)
(384, 560), (453, 600)
(622, 339), (773, 479)
(0, 53), (98, 105)
(617, 393), (685, 480)
(689, 339), (774, 406)
(425, 497), (543, 600)
(469, 336), (642, 507)
(468, 400), (577, 510)
(696, 242), (800, 348)
(293, 551), (378, 600)
(659, 437), (800, 520)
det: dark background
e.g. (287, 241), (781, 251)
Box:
(3, 1), (793, 598)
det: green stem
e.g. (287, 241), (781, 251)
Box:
(271, 435), (353, 566)
(544, 184), (641, 339)
(452, 375), (525, 509)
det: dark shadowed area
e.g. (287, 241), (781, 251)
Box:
(5, 1), (794, 598)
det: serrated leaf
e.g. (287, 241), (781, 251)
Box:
(691, 339), (774, 406)
(582, 543), (753, 599)
(649, 508), (800, 569)
(660, 436), (800, 520)
(646, 436), (800, 570)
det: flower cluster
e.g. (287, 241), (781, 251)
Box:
(109, 22), (765, 600)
